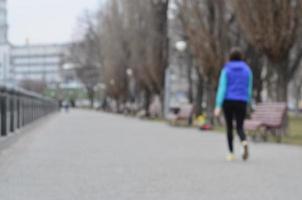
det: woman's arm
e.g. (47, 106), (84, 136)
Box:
(215, 68), (227, 109)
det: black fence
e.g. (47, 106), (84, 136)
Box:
(0, 85), (58, 137)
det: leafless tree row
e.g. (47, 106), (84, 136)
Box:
(175, 0), (233, 122)
(232, 0), (302, 101)
(69, 0), (170, 113)
(69, 0), (302, 118)
(174, 0), (302, 121)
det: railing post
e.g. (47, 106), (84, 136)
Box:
(17, 94), (21, 129)
(27, 98), (30, 124)
(31, 99), (34, 122)
(1, 92), (8, 136)
(10, 91), (15, 133)
(23, 98), (27, 126)
(20, 96), (24, 127)
(26, 98), (30, 124)
(0, 86), (57, 135)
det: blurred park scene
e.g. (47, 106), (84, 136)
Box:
(1, 0), (302, 144)
(1, 1), (302, 199)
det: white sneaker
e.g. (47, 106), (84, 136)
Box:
(226, 153), (236, 161)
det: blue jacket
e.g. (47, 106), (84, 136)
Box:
(215, 61), (253, 108)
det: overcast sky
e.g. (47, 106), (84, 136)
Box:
(8, 0), (102, 45)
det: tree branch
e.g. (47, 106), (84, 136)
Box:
(288, 47), (302, 79)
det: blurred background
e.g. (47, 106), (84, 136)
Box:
(1, 2), (302, 199)
(1, 0), (302, 143)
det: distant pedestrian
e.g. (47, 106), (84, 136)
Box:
(62, 100), (70, 113)
(214, 47), (253, 161)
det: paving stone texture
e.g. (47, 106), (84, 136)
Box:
(0, 110), (301, 200)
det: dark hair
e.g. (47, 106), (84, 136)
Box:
(229, 47), (244, 61)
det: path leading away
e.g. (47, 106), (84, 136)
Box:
(0, 110), (301, 200)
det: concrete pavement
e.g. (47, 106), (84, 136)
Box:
(0, 109), (301, 200)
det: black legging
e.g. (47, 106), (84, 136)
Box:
(223, 100), (247, 153)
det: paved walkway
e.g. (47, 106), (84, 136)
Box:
(0, 110), (301, 200)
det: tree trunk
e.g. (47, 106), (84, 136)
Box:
(271, 59), (289, 102)
(252, 64), (263, 103)
(102, 96), (108, 111)
(255, 75), (263, 103)
(265, 67), (276, 101)
(246, 45), (264, 103)
(116, 99), (121, 113)
(269, 58), (289, 135)
(195, 73), (204, 116)
(294, 81), (302, 113)
(276, 73), (288, 102)
(160, 91), (165, 118)
(144, 89), (151, 117)
(87, 88), (95, 109)
(186, 53), (194, 104)
(206, 80), (215, 125)
(255, 84), (262, 103)
(187, 66), (194, 103)
(153, 0), (169, 100)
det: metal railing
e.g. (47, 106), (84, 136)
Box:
(0, 85), (58, 137)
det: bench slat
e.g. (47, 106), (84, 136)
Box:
(245, 102), (287, 133)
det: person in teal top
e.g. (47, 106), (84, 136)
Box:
(214, 47), (253, 161)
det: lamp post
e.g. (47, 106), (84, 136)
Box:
(99, 83), (106, 90)
(164, 67), (172, 119)
(126, 68), (135, 103)
(175, 40), (194, 103)
(164, 41), (188, 119)
(164, 43), (186, 119)
(126, 68), (133, 77)
(175, 41), (187, 53)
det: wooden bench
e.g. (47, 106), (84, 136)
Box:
(167, 104), (194, 126)
(244, 102), (287, 142)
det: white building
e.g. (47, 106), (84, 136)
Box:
(0, 0), (8, 44)
(0, 0), (80, 89)
(0, 0), (12, 85)
(0, 44), (11, 84)
(11, 44), (68, 87)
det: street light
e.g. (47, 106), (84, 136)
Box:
(62, 63), (74, 70)
(126, 68), (135, 102)
(164, 40), (188, 119)
(175, 40), (194, 103)
(99, 83), (106, 90)
(95, 83), (106, 91)
(126, 68), (133, 77)
(175, 40), (187, 52)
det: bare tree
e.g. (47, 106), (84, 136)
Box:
(125, 0), (155, 113)
(69, 0), (170, 113)
(99, 0), (129, 109)
(68, 13), (102, 108)
(122, 0), (170, 115)
(76, 64), (100, 107)
(175, 0), (231, 123)
(232, 0), (302, 101)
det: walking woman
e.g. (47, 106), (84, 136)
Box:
(214, 48), (253, 161)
